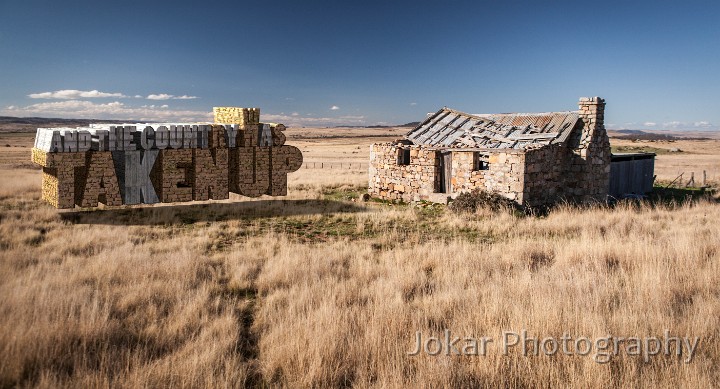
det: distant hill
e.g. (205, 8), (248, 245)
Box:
(607, 128), (715, 141)
(360, 122), (419, 129)
(335, 121), (420, 129)
(607, 129), (679, 141)
(0, 116), (125, 133)
(398, 121), (420, 128)
(614, 129), (648, 135)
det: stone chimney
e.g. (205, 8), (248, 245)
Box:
(578, 97), (605, 132)
(572, 97), (611, 201)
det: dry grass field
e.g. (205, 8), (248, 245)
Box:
(1, 127), (719, 388)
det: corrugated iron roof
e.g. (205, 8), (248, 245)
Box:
(405, 108), (580, 150)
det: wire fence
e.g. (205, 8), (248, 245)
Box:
(664, 170), (717, 188)
(302, 162), (368, 170)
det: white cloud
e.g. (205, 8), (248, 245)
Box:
(28, 89), (127, 99)
(601, 119), (720, 132)
(662, 121), (684, 129)
(617, 120), (719, 131)
(410, 102), (417, 106)
(261, 112), (366, 127)
(3, 100), (212, 122)
(147, 93), (198, 100)
(28, 89), (199, 102)
(4, 100), (376, 127)
(330, 105), (340, 110)
(147, 93), (174, 100)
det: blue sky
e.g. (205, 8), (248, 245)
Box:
(1, 0), (719, 130)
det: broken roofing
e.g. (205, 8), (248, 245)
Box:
(404, 107), (581, 150)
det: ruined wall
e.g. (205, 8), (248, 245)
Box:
(32, 107), (303, 209)
(450, 151), (526, 202)
(521, 98), (611, 206)
(368, 143), (438, 202)
(523, 140), (610, 207)
(522, 145), (569, 207)
(449, 137), (609, 207)
(368, 96), (611, 207)
(460, 97), (610, 207)
(560, 97), (611, 203)
(448, 151), (480, 193)
(368, 145), (527, 203)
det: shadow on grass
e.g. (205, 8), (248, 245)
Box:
(59, 199), (368, 225)
(648, 186), (718, 205)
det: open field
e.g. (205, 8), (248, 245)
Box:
(1, 127), (720, 387)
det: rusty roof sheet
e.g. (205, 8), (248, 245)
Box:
(405, 108), (580, 150)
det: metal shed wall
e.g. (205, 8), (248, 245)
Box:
(609, 153), (655, 198)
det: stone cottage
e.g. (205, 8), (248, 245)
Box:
(368, 97), (611, 206)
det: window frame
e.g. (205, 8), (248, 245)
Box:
(473, 152), (489, 171)
(398, 148), (411, 165)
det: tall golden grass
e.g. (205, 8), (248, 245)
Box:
(1, 163), (719, 388)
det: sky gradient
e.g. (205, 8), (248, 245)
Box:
(1, 0), (719, 130)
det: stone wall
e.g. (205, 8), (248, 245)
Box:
(522, 145), (569, 206)
(522, 139), (610, 207)
(368, 143), (439, 202)
(450, 151), (526, 202)
(368, 145), (527, 203)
